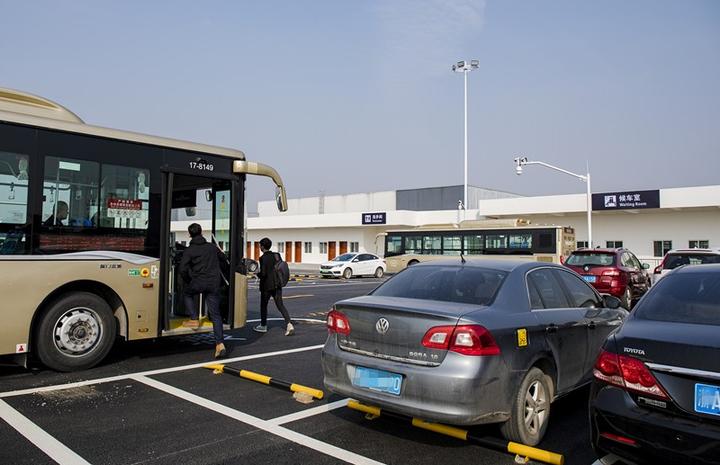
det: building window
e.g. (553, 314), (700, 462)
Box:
(278, 242), (285, 254)
(689, 240), (709, 249)
(304, 242), (312, 253)
(606, 241), (623, 248)
(319, 242), (328, 254)
(350, 241), (359, 253)
(653, 240), (672, 257)
(576, 241), (588, 249)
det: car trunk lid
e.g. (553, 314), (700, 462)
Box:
(334, 295), (480, 366)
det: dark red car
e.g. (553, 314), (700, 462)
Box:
(563, 248), (651, 309)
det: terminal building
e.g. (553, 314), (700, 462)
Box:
(242, 184), (720, 266)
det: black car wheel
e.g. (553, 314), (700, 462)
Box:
(621, 288), (632, 310)
(36, 292), (117, 372)
(501, 367), (552, 446)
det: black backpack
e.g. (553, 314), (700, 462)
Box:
(273, 253), (290, 288)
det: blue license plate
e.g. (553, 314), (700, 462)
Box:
(583, 275), (597, 283)
(695, 383), (720, 417)
(352, 366), (403, 396)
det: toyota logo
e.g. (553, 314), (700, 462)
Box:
(375, 318), (390, 335)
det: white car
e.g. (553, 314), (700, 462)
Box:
(653, 247), (720, 283)
(319, 253), (386, 279)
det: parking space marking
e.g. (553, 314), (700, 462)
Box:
(267, 398), (350, 426)
(132, 375), (384, 465)
(0, 344), (324, 399)
(250, 281), (385, 290)
(591, 454), (621, 465)
(282, 294), (314, 299)
(0, 399), (93, 465)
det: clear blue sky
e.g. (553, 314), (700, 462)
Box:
(2, 1), (718, 211)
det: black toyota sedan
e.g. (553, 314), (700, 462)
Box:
(589, 264), (720, 464)
(323, 259), (628, 445)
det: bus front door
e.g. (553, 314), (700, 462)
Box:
(161, 173), (237, 335)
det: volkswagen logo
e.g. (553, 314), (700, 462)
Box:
(375, 318), (390, 335)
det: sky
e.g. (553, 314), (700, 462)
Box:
(1, 1), (718, 212)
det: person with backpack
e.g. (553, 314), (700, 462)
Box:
(255, 237), (294, 336)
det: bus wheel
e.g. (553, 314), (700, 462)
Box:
(407, 260), (419, 267)
(36, 292), (117, 372)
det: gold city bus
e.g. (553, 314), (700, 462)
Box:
(0, 88), (287, 371)
(383, 219), (575, 273)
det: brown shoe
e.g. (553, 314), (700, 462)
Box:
(215, 343), (227, 359)
(182, 319), (200, 329)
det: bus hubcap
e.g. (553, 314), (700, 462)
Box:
(54, 308), (101, 355)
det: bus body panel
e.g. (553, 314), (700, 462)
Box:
(0, 257), (161, 357)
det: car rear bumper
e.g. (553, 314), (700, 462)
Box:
(321, 335), (513, 425)
(590, 383), (720, 465)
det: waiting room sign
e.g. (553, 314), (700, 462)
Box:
(592, 190), (660, 211)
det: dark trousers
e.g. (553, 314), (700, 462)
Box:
(260, 288), (291, 326)
(183, 287), (224, 344)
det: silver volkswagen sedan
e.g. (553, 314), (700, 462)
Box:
(322, 259), (627, 445)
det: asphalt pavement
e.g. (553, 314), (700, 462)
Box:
(0, 277), (609, 465)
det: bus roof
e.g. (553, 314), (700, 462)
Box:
(0, 87), (245, 160)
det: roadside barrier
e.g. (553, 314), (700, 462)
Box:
(347, 400), (563, 465)
(204, 364), (324, 400)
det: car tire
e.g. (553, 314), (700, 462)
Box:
(342, 268), (353, 279)
(35, 292), (117, 372)
(500, 367), (552, 446)
(621, 288), (632, 310)
(407, 260), (419, 268)
(374, 267), (384, 278)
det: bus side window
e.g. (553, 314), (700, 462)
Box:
(100, 165), (150, 230)
(42, 156), (99, 228)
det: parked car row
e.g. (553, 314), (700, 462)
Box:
(322, 257), (720, 464)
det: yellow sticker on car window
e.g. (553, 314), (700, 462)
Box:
(517, 328), (528, 347)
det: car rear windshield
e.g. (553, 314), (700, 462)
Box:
(371, 266), (507, 306)
(663, 253), (720, 270)
(565, 253), (615, 267)
(633, 272), (720, 325)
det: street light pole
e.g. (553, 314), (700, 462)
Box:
(514, 157), (593, 248)
(452, 60), (479, 218)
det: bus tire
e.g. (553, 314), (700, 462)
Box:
(35, 292), (117, 372)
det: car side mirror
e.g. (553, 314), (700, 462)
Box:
(602, 294), (623, 309)
(352, 258), (359, 262)
(641, 263), (650, 270)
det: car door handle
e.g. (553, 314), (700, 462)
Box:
(587, 321), (597, 329)
(545, 324), (558, 334)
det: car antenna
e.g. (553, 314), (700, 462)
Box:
(461, 253), (466, 264)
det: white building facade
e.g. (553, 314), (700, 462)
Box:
(242, 184), (719, 266)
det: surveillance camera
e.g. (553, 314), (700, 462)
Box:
(457, 60), (466, 68)
(515, 165), (523, 176)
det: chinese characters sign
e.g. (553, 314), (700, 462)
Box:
(107, 198), (143, 219)
(592, 190), (660, 211)
(362, 212), (386, 225)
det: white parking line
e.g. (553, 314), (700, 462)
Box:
(0, 399), (93, 465)
(250, 281), (384, 290)
(132, 376), (384, 465)
(267, 398), (349, 425)
(0, 344), (323, 399)
(590, 454), (621, 465)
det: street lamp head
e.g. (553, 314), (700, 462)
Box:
(470, 59), (479, 68)
(514, 156), (528, 175)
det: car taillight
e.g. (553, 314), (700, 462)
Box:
(593, 350), (668, 399)
(421, 325), (500, 356)
(327, 309), (351, 335)
(601, 269), (621, 277)
(653, 259), (664, 274)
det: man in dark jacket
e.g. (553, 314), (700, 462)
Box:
(254, 237), (294, 336)
(180, 223), (227, 358)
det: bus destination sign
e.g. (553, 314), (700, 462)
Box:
(592, 190), (660, 211)
(362, 212), (386, 225)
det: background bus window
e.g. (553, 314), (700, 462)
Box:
(0, 151), (29, 225)
(100, 164), (150, 230)
(386, 235), (402, 256)
(443, 235), (461, 255)
(405, 236), (422, 254)
(463, 234), (483, 254)
(486, 234), (507, 249)
(423, 235), (442, 255)
(42, 157), (99, 228)
(509, 233), (532, 249)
